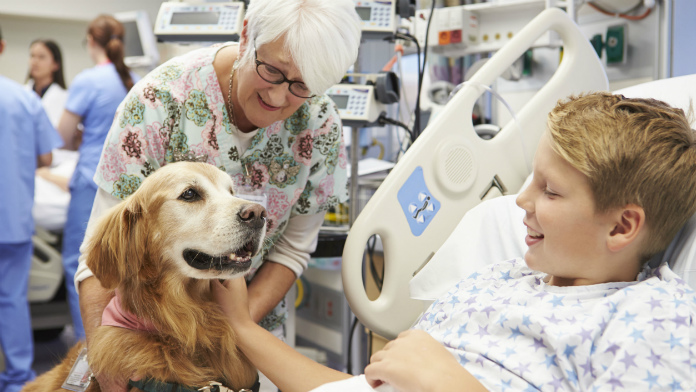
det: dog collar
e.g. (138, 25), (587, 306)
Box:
(129, 378), (260, 392)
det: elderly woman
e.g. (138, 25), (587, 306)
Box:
(75, 0), (361, 391)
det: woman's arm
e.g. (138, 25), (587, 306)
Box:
(36, 166), (69, 192)
(56, 110), (82, 150)
(213, 279), (352, 392)
(245, 261), (296, 323)
(246, 212), (324, 323)
(364, 330), (488, 392)
(37, 151), (52, 168)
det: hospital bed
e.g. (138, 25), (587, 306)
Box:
(342, 7), (696, 340)
(29, 150), (77, 334)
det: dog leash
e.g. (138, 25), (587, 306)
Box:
(198, 380), (258, 392)
(129, 377), (260, 392)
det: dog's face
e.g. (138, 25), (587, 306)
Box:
(86, 162), (267, 288)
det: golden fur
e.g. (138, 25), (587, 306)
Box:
(23, 162), (267, 392)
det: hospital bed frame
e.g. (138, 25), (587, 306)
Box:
(30, 228), (72, 336)
(342, 8), (609, 340)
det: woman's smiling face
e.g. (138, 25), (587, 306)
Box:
(234, 36), (309, 130)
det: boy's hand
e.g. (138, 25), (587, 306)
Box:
(365, 330), (485, 392)
(212, 277), (254, 329)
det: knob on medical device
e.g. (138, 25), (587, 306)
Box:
(342, 8), (609, 340)
(374, 72), (401, 105)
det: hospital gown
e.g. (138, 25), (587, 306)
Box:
(415, 258), (696, 391)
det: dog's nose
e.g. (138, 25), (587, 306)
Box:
(238, 204), (267, 229)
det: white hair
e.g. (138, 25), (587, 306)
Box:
(242, 0), (362, 95)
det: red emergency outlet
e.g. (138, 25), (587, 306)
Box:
(450, 30), (462, 44)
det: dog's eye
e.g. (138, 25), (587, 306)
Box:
(229, 187), (235, 196)
(179, 188), (201, 202)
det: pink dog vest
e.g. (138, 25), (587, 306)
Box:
(102, 291), (156, 332)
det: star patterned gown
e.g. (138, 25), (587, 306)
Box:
(415, 259), (696, 391)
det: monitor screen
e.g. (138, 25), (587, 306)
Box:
(356, 7), (372, 21)
(121, 20), (145, 57)
(329, 94), (350, 110)
(114, 10), (159, 69)
(170, 11), (221, 25)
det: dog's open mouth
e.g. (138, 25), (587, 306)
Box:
(183, 240), (257, 271)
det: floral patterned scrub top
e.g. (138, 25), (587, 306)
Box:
(94, 43), (348, 330)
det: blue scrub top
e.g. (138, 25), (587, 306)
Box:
(0, 75), (63, 243)
(65, 63), (139, 187)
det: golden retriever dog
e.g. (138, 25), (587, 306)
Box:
(23, 161), (267, 392)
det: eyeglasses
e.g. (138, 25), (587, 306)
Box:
(254, 47), (314, 99)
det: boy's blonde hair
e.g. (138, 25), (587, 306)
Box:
(547, 92), (696, 258)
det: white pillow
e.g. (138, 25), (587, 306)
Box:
(409, 194), (526, 300)
(657, 213), (696, 288)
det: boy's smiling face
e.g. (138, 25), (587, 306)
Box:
(516, 132), (617, 286)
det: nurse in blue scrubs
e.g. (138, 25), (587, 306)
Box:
(0, 28), (63, 392)
(55, 14), (139, 341)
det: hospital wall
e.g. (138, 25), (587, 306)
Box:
(0, 0), (164, 85)
(0, 14), (92, 85)
(491, 0), (695, 127)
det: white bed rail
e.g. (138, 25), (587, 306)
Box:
(342, 8), (609, 340)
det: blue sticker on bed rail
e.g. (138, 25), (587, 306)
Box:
(397, 166), (440, 236)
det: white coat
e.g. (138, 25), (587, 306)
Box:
(25, 81), (69, 127)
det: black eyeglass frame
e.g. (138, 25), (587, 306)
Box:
(253, 46), (315, 99)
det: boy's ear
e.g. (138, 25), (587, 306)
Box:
(607, 204), (645, 252)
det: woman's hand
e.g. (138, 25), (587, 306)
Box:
(212, 277), (254, 330)
(364, 330), (486, 392)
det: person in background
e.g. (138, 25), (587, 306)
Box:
(0, 25), (63, 392)
(75, 1), (360, 391)
(25, 39), (68, 128)
(25, 39), (78, 235)
(56, 14), (139, 342)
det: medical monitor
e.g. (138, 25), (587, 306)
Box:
(353, 0), (396, 39)
(154, 2), (245, 42)
(114, 10), (160, 69)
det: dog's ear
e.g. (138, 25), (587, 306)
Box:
(85, 196), (146, 290)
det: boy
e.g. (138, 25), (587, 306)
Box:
(213, 92), (696, 391)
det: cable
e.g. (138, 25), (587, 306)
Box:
(585, 0), (644, 14)
(361, 138), (385, 159)
(586, 1), (652, 20)
(386, 32), (421, 136)
(367, 330), (373, 365)
(346, 316), (360, 374)
(378, 114), (414, 143)
(393, 51), (412, 160)
(395, 50), (413, 125)
(366, 234), (383, 291)
(414, 0), (437, 140)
